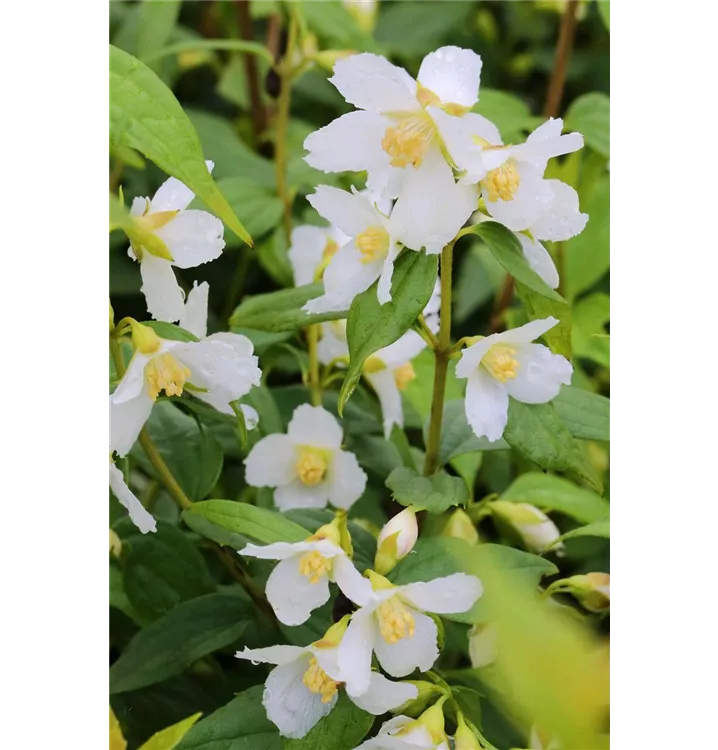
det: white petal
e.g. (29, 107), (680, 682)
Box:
(287, 404), (343, 449)
(266, 555), (332, 625)
(373, 609), (439, 678)
(111, 352), (149, 405)
(140, 252), (185, 323)
(241, 540), (342, 561)
(330, 53), (420, 113)
(390, 148), (477, 253)
(464, 369), (509, 443)
(504, 344), (573, 404)
(400, 573), (483, 614)
(317, 321), (349, 364)
(263, 657), (337, 739)
(241, 404), (259, 430)
(418, 46), (482, 107)
(376, 330), (426, 366)
(496, 316), (560, 346)
(205, 330), (257, 358)
(364, 369), (403, 439)
(235, 644), (307, 666)
(348, 672), (419, 715)
(483, 163), (553, 232)
(529, 180), (588, 242)
(179, 281), (209, 339)
(337, 605), (377, 695)
(377, 241), (400, 305)
(288, 225), (331, 287)
(149, 159), (213, 211)
(519, 117), (584, 172)
(311, 644), (341, 682)
(332, 553), (374, 607)
(109, 391), (154, 457)
(307, 185), (382, 238)
(516, 234), (559, 289)
(326, 449), (367, 510)
(244, 434), (297, 487)
(275, 480), (331, 511)
(109, 462), (157, 533)
(155, 210), (225, 269)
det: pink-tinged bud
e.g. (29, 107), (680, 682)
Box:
(375, 507), (418, 574)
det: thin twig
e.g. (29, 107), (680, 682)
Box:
(236, 0), (267, 143)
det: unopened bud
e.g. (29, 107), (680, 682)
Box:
(314, 614), (351, 649)
(310, 521), (342, 547)
(468, 622), (497, 668)
(109, 529), (122, 558)
(129, 320), (162, 355)
(489, 501), (563, 554)
(442, 508), (479, 545)
(551, 573), (610, 613)
(313, 49), (357, 71)
(390, 680), (445, 717)
(454, 715), (482, 749)
(417, 700), (447, 744)
(375, 507), (418, 574)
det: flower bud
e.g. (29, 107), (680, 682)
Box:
(342, 0), (378, 32)
(375, 507), (418, 574)
(489, 501), (563, 554)
(314, 614), (351, 649)
(442, 508), (479, 545)
(129, 320), (162, 355)
(454, 715), (482, 749)
(468, 622), (497, 668)
(416, 700), (447, 745)
(109, 529), (122, 558)
(390, 680), (444, 717)
(551, 573), (610, 613)
(312, 49), (357, 71)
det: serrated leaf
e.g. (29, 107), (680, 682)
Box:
(386, 466), (468, 514)
(138, 713), (202, 750)
(109, 45), (251, 245)
(565, 92), (610, 159)
(284, 694), (373, 750)
(110, 593), (251, 694)
(516, 281), (572, 359)
(552, 386), (610, 442)
(339, 251), (438, 412)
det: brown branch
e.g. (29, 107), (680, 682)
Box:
(543, 0), (580, 118)
(236, 0), (266, 143)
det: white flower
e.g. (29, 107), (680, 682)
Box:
(303, 48), (481, 238)
(455, 317), (573, 442)
(376, 508), (419, 563)
(236, 619), (418, 739)
(244, 404), (367, 511)
(489, 501), (564, 554)
(239, 522), (370, 626)
(288, 224), (350, 286)
(354, 715), (449, 750)
(127, 161), (225, 323)
(178, 281), (260, 427)
(109, 460), (157, 534)
(337, 570), (482, 694)
(110, 322), (261, 457)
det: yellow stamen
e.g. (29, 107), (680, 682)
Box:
(298, 550), (333, 584)
(144, 353), (191, 400)
(302, 657), (340, 703)
(482, 159), (520, 202)
(377, 596), (416, 644)
(295, 448), (328, 486)
(482, 344), (519, 383)
(393, 362), (416, 390)
(381, 112), (436, 168)
(355, 226), (390, 264)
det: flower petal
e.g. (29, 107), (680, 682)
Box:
(373, 609), (439, 678)
(364, 369), (403, 439)
(504, 344), (573, 404)
(111, 352), (149, 405)
(140, 252), (185, 323)
(155, 210), (225, 269)
(375, 329), (427, 366)
(497, 316), (559, 346)
(241, 540), (342, 561)
(332, 553), (374, 607)
(289, 225), (331, 287)
(418, 46), (482, 107)
(287, 404), (343, 449)
(307, 186), (381, 238)
(263, 657), (337, 739)
(348, 672), (419, 715)
(464, 369), (509, 443)
(400, 573), (483, 614)
(326, 449), (367, 510)
(178, 281), (209, 339)
(376, 241), (400, 305)
(235, 644), (306, 666)
(483, 163), (554, 232)
(266, 555), (332, 625)
(109, 462), (157, 533)
(330, 53), (419, 113)
(244, 434), (297, 487)
(109, 391), (154, 457)
(150, 159), (214, 211)
(275, 480), (331, 511)
(529, 180), (588, 242)
(518, 117), (584, 172)
(317, 321), (349, 364)
(516, 234), (559, 289)
(337, 605), (377, 695)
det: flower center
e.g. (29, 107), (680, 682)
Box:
(393, 362), (416, 390)
(298, 551), (333, 584)
(355, 226), (390, 264)
(381, 112), (436, 168)
(482, 345), (519, 382)
(296, 448), (328, 486)
(482, 159), (520, 202)
(144, 353), (191, 400)
(302, 657), (340, 703)
(377, 596), (416, 644)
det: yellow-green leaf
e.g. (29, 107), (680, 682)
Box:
(138, 713), (202, 750)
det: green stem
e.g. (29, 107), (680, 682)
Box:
(423, 241), (455, 476)
(307, 324), (322, 406)
(138, 429), (192, 510)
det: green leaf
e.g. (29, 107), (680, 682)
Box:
(138, 713), (202, 750)
(473, 222), (563, 301)
(230, 284), (347, 332)
(121, 521), (215, 623)
(565, 178), (610, 299)
(143, 321), (200, 343)
(186, 500), (310, 544)
(504, 402), (603, 494)
(472, 89), (533, 142)
(142, 39), (274, 66)
(339, 251), (438, 413)
(110, 593), (251, 693)
(214, 177), (283, 242)
(516, 281), (572, 359)
(132, 401), (224, 502)
(175, 686), (281, 750)
(565, 93), (610, 159)
(572, 292), (610, 367)
(285, 694), (374, 750)
(597, 1), (610, 30)
(109, 45), (251, 245)
(499, 472), (609, 524)
(552, 386), (610, 442)
(136, 0), (181, 69)
(556, 518), (610, 543)
(386, 466), (468, 514)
